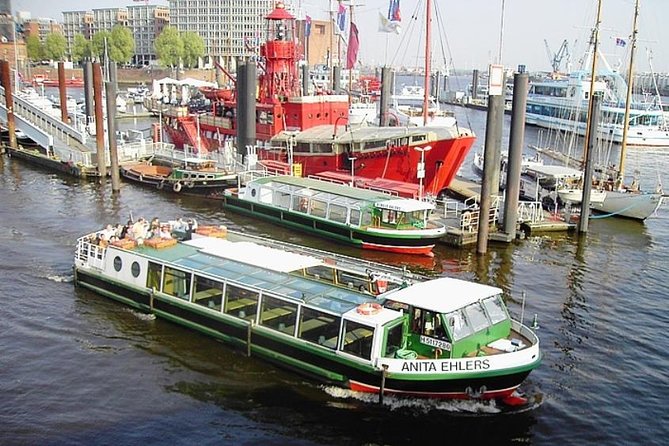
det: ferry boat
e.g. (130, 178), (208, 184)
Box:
(222, 175), (446, 256)
(161, 2), (475, 197)
(73, 223), (541, 404)
(526, 70), (669, 147)
(120, 157), (237, 198)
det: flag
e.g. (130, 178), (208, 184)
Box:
(388, 0), (401, 22)
(335, 3), (346, 35)
(346, 22), (359, 69)
(378, 12), (401, 34)
(615, 37), (627, 47)
(305, 15), (312, 37)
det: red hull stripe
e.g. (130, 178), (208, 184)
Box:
(361, 242), (435, 256)
(348, 380), (519, 400)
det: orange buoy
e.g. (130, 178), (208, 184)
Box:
(356, 302), (382, 316)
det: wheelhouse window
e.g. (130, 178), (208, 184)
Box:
(224, 284), (258, 321)
(298, 307), (341, 349)
(342, 320), (374, 360)
(384, 322), (404, 357)
(412, 308), (448, 340)
(312, 143), (333, 153)
(259, 295), (298, 335)
(162, 267), (192, 300)
(193, 275), (224, 311)
(482, 295), (508, 325)
(445, 308), (474, 341)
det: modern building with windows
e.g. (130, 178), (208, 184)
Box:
(167, 0), (277, 70)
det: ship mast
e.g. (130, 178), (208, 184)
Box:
(582, 0), (603, 164)
(423, 0), (432, 125)
(617, 0), (640, 189)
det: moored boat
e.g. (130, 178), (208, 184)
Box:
(73, 223), (541, 404)
(223, 175), (446, 256)
(120, 157), (237, 198)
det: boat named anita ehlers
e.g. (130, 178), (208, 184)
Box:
(73, 221), (541, 405)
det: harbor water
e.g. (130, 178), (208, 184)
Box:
(1, 106), (668, 445)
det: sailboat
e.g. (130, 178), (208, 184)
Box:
(588, 0), (664, 220)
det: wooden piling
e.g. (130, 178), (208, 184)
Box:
(58, 62), (68, 123)
(0, 60), (17, 150)
(92, 62), (106, 178)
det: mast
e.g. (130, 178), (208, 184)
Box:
(617, 0), (640, 188)
(423, 0), (432, 125)
(582, 0), (603, 163)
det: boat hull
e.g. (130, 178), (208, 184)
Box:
(74, 267), (540, 400)
(590, 190), (663, 220)
(222, 195), (442, 256)
(557, 188), (607, 204)
(120, 164), (237, 199)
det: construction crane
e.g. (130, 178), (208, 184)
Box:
(544, 39), (570, 73)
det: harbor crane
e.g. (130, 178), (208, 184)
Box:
(544, 39), (570, 73)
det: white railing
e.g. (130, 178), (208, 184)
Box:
(75, 236), (106, 271)
(517, 201), (545, 223)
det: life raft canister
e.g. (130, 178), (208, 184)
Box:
(356, 302), (382, 316)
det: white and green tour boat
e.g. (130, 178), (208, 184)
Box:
(223, 176), (446, 256)
(74, 222), (541, 405)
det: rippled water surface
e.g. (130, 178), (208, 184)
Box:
(1, 106), (668, 445)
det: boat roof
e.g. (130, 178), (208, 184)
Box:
(271, 124), (458, 144)
(525, 164), (582, 179)
(134, 235), (378, 315)
(385, 277), (502, 314)
(250, 175), (394, 201)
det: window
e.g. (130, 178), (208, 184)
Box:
(342, 320), (374, 360)
(361, 211), (372, 226)
(113, 256), (122, 272)
(445, 309), (473, 341)
(292, 195), (309, 213)
(131, 261), (140, 278)
(349, 208), (361, 226)
(259, 295), (298, 335)
(482, 295), (508, 325)
(309, 199), (327, 218)
(384, 322), (403, 357)
(193, 275), (224, 311)
(465, 303), (490, 332)
(224, 284), (258, 321)
(162, 267), (191, 300)
(273, 191), (291, 209)
(304, 265), (335, 283)
(328, 204), (348, 224)
(298, 307), (341, 348)
(146, 262), (162, 291)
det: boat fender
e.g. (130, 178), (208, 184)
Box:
(157, 180), (164, 190)
(139, 174), (143, 182)
(356, 302), (382, 316)
(185, 180), (194, 188)
(173, 182), (182, 193)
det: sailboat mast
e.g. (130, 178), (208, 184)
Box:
(618, 0), (640, 187)
(583, 0), (603, 163)
(423, 0), (432, 125)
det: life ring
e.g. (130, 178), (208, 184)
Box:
(356, 302), (382, 316)
(173, 182), (182, 193)
(157, 180), (164, 190)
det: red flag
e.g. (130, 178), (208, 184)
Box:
(346, 22), (359, 69)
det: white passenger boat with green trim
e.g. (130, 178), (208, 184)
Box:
(73, 223), (541, 405)
(223, 175), (446, 256)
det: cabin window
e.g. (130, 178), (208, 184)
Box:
(259, 187), (273, 204)
(193, 275), (224, 311)
(147, 262), (162, 291)
(304, 265), (335, 283)
(381, 209), (399, 225)
(384, 322), (404, 357)
(113, 256), (122, 272)
(131, 261), (141, 278)
(309, 199), (327, 218)
(465, 303), (489, 332)
(328, 204), (348, 224)
(482, 295), (508, 325)
(295, 142), (310, 153)
(338, 270), (370, 291)
(298, 307), (341, 349)
(342, 320), (374, 360)
(445, 308), (474, 341)
(412, 309), (447, 340)
(292, 195), (310, 213)
(273, 191), (291, 209)
(162, 267), (192, 300)
(361, 211), (372, 227)
(259, 295), (298, 335)
(224, 284), (258, 321)
(349, 209), (361, 226)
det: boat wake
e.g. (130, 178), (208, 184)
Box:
(47, 274), (74, 283)
(125, 308), (156, 321)
(322, 386), (503, 414)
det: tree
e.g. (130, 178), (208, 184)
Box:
(43, 33), (67, 61)
(181, 31), (205, 69)
(109, 25), (135, 63)
(91, 30), (111, 61)
(25, 35), (44, 62)
(154, 27), (183, 68)
(71, 34), (92, 63)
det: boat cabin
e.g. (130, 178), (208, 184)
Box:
(241, 176), (436, 230)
